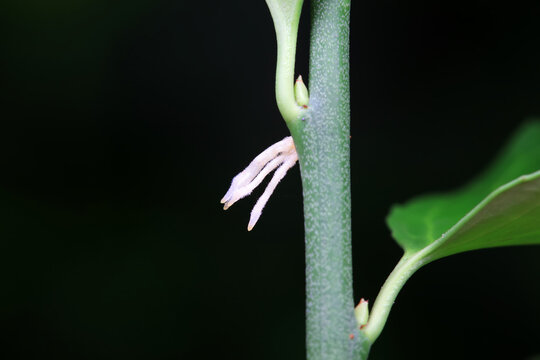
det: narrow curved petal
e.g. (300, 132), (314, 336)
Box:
(221, 136), (298, 230)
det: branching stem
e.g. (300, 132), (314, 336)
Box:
(362, 252), (426, 342)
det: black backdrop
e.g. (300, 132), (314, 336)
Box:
(1, 0), (539, 359)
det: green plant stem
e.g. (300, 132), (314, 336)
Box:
(266, 0), (304, 123)
(288, 0), (370, 358)
(362, 251), (427, 343)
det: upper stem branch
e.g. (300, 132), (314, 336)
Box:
(265, 0), (305, 124)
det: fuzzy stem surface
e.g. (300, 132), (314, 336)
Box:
(289, 0), (370, 358)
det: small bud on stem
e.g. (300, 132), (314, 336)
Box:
(294, 75), (309, 108)
(355, 298), (370, 327)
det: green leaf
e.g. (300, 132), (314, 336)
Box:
(363, 121), (540, 343)
(387, 120), (540, 261)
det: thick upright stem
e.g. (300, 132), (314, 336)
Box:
(288, 0), (370, 358)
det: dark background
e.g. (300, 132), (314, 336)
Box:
(1, 0), (539, 359)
